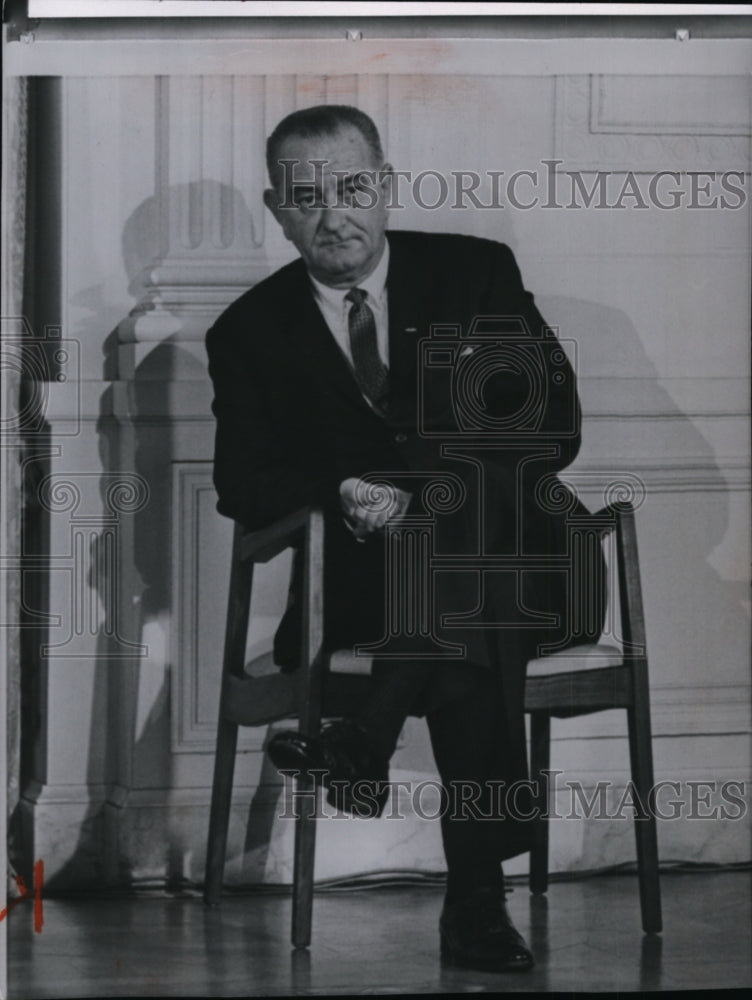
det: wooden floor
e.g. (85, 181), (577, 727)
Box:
(7, 871), (750, 997)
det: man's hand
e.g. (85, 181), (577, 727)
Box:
(339, 477), (412, 540)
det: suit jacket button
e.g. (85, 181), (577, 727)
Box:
(395, 433), (408, 444)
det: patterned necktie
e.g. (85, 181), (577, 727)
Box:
(345, 287), (389, 413)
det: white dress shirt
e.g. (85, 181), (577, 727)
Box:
(309, 240), (390, 376)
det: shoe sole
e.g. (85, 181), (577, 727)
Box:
(268, 735), (390, 818)
(440, 939), (534, 972)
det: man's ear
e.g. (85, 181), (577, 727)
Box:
(378, 163), (394, 203)
(263, 187), (284, 228)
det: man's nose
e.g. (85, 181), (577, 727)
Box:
(318, 204), (349, 232)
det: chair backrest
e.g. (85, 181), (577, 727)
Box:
(613, 502), (647, 659)
(570, 501), (646, 659)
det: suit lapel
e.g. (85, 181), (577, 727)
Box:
(386, 233), (430, 421)
(279, 234), (430, 423)
(281, 261), (375, 415)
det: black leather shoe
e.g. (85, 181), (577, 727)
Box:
(440, 888), (534, 972)
(267, 720), (390, 818)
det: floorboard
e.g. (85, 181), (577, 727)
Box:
(7, 871), (750, 996)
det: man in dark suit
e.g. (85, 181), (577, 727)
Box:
(206, 105), (605, 972)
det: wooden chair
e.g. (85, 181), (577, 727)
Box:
(524, 501), (662, 934)
(203, 500), (662, 946)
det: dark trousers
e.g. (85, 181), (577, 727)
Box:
(354, 660), (511, 904)
(427, 673), (511, 902)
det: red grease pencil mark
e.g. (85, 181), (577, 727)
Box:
(0, 860), (44, 932)
(34, 860), (44, 933)
(0, 874), (28, 921)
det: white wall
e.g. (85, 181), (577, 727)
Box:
(9, 35), (751, 888)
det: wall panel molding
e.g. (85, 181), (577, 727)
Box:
(555, 74), (751, 170)
(591, 75), (752, 138)
(171, 462), (271, 754)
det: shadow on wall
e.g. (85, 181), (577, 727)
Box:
(101, 182), (265, 889)
(537, 294), (748, 872)
(539, 293), (746, 670)
(33, 181), (276, 891)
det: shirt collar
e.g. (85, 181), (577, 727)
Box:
(309, 238), (390, 311)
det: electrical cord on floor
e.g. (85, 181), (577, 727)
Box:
(241, 859), (752, 895)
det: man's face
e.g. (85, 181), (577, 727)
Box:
(263, 125), (391, 289)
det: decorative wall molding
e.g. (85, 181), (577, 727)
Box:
(39, 382), (750, 499)
(555, 74), (751, 171)
(22, 778), (111, 807)
(171, 462), (272, 754)
(161, 76), (267, 263)
(552, 684), (751, 743)
(102, 370), (752, 420)
(570, 460), (750, 496)
(120, 73), (389, 347)
(590, 75), (752, 138)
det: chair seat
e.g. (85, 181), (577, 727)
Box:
(236, 649), (373, 725)
(245, 650), (278, 677)
(327, 649), (375, 676)
(525, 643), (623, 677)
(328, 644), (624, 679)
(245, 649), (376, 677)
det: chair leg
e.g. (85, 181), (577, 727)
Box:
(204, 715), (240, 906)
(627, 690), (662, 934)
(291, 508), (325, 948)
(292, 773), (318, 948)
(529, 713), (551, 896)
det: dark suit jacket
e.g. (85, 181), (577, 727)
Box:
(206, 230), (606, 851)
